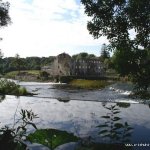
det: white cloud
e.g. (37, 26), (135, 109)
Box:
(0, 0), (108, 57)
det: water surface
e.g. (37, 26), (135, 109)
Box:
(0, 81), (150, 144)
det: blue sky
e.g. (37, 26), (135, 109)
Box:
(0, 0), (108, 57)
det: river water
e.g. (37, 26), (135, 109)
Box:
(0, 81), (150, 144)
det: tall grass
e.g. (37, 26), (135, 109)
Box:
(69, 79), (110, 89)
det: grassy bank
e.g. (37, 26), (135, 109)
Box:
(69, 79), (112, 89)
(4, 70), (40, 79)
(4, 70), (53, 82)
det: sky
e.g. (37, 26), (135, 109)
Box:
(0, 0), (109, 58)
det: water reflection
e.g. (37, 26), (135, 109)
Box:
(1, 94), (150, 147)
(98, 104), (133, 143)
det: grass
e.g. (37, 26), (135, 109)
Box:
(69, 79), (111, 89)
(4, 70), (40, 78)
(4, 70), (41, 82)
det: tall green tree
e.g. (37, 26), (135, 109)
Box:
(0, 0), (11, 27)
(0, 50), (3, 74)
(12, 54), (24, 74)
(0, 0), (11, 74)
(81, 0), (150, 94)
(100, 43), (110, 61)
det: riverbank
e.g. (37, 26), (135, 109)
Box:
(4, 70), (41, 81)
(3, 71), (150, 99)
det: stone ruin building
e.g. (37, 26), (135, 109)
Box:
(41, 53), (105, 77)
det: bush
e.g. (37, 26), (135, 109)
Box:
(0, 79), (32, 96)
(39, 71), (49, 81)
(0, 109), (38, 150)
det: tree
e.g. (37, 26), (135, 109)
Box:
(72, 52), (96, 59)
(12, 54), (24, 74)
(81, 0), (150, 94)
(0, 0), (11, 28)
(0, 0), (11, 74)
(0, 50), (3, 74)
(100, 43), (110, 61)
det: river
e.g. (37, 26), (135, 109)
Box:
(0, 81), (150, 145)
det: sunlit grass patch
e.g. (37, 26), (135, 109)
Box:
(69, 79), (111, 89)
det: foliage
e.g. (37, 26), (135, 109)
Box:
(72, 52), (96, 59)
(59, 75), (74, 83)
(39, 71), (49, 80)
(0, 109), (38, 150)
(27, 128), (79, 150)
(0, 0), (11, 74)
(0, 79), (32, 96)
(0, 0), (11, 27)
(81, 0), (149, 49)
(81, 0), (150, 95)
(100, 44), (110, 61)
(69, 79), (110, 89)
(1, 56), (55, 73)
(12, 54), (24, 73)
(97, 104), (133, 143)
(112, 48), (150, 94)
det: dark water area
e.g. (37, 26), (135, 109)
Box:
(0, 81), (150, 148)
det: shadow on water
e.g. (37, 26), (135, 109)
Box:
(98, 104), (133, 143)
(116, 102), (131, 108)
(77, 103), (134, 150)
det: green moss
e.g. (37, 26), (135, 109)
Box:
(69, 79), (111, 89)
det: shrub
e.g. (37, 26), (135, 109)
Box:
(0, 109), (38, 150)
(0, 79), (32, 96)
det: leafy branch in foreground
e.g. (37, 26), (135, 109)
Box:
(98, 104), (133, 143)
(0, 109), (38, 150)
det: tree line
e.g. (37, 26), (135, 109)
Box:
(0, 53), (55, 74)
